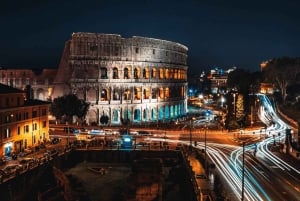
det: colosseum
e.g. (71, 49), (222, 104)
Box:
(51, 32), (189, 126)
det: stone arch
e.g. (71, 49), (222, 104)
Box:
(151, 108), (157, 120)
(151, 68), (157, 78)
(134, 87), (141, 100)
(87, 108), (98, 125)
(143, 87), (150, 99)
(86, 87), (97, 102)
(100, 67), (108, 79)
(143, 67), (149, 79)
(112, 67), (119, 79)
(165, 106), (170, 120)
(100, 89), (108, 101)
(123, 88), (131, 100)
(113, 88), (121, 100)
(134, 108), (141, 122)
(143, 108), (148, 120)
(170, 105), (174, 118)
(158, 106), (164, 120)
(159, 68), (164, 79)
(36, 88), (46, 100)
(124, 67), (129, 79)
(112, 108), (120, 123)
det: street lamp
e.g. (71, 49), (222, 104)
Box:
(233, 93), (236, 119)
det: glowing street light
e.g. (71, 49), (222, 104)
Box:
(233, 93), (236, 119)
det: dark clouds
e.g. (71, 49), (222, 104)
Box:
(1, 0), (300, 74)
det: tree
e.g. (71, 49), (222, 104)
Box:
(263, 57), (300, 104)
(50, 94), (90, 122)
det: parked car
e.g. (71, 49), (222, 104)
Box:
(19, 148), (34, 157)
(2, 164), (23, 175)
(19, 157), (36, 168)
(44, 149), (58, 158)
(50, 138), (60, 144)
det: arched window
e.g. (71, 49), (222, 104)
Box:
(113, 68), (119, 79)
(101, 89), (108, 101)
(159, 68), (164, 79)
(143, 108), (148, 120)
(113, 89), (120, 100)
(151, 88), (157, 99)
(134, 87), (141, 100)
(165, 68), (169, 79)
(100, 67), (108, 79)
(124, 68), (129, 79)
(159, 88), (164, 99)
(134, 68), (138, 79)
(151, 68), (156, 78)
(112, 109), (119, 122)
(165, 87), (170, 98)
(124, 89), (130, 100)
(134, 109), (141, 122)
(143, 88), (150, 99)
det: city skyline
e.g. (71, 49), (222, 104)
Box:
(1, 0), (300, 75)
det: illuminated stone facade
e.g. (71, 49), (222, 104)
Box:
(0, 68), (57, 101)
(0, 84), (50, 156)
(52, 33), (189, 125)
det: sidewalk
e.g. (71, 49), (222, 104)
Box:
(188, 151), (214, 201)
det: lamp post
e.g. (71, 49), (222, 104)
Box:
(233, 93), (236, 119)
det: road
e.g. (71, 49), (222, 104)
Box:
(47, 93), (300, 201)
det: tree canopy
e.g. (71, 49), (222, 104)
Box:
(50, 94), (90, 122)
(263, 57), (300, 103)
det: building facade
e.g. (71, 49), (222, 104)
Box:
(0, 68), (57, 101)
(52, 33), (189, 125)
(0, 84), (50, 156)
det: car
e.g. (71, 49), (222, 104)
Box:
(19, 148), (33, 157)
(50, 138), (60, 144)
(44, 149), (58, 157)
(19, 157), (35, 166)
(2, 164), (23, 175)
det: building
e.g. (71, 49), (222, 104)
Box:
(0, 84), (50, 156)
(0, 68), (57, 101)
(207, 67), (236, 94)
(52, 32), (189, 125)
(260, 61), (274, 94)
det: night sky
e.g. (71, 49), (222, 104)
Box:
(1, 0), (300, 75)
